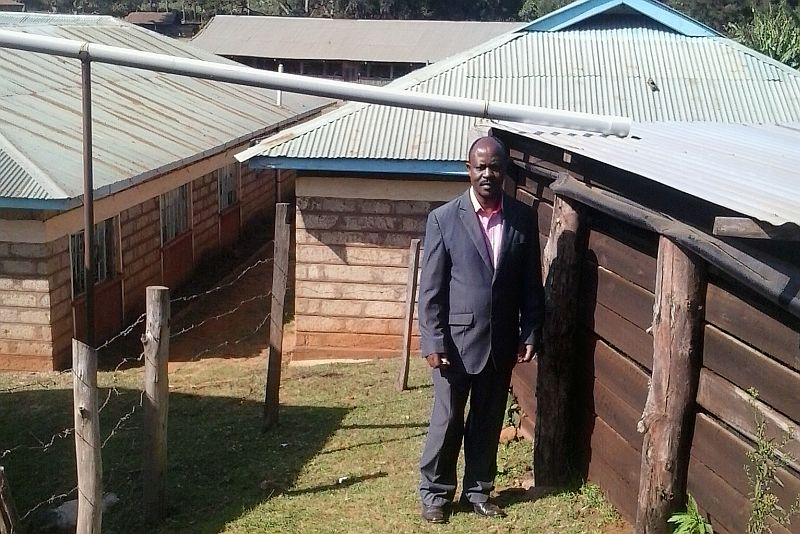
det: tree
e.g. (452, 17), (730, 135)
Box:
(518, 0), (568, 21)
(728, 1), (800, 69)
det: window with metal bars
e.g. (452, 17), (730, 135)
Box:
(218, 163), (239, 211)
(70, 217), (117, 297)
(160, 184), (190, 244)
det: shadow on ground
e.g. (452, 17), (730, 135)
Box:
(0, 387), (348, 534)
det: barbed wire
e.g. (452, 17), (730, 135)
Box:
(3, 246), (273, 522)
(170, 252), (274, 305)
(169, 292), (271, 340)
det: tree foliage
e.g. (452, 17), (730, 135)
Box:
(728, 1), (800, 69)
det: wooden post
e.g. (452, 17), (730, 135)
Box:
(534, 193), (587, 487)
(264, 203), (291, 429)
(73, 339), (102, 534)
(635, 236), (706, 533)
(396, 239), (421, 391)
(142, 286), (170, 524)
(0, 467), (19, 534)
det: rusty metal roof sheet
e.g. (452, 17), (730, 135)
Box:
(238, 27), (800, 166)
(496, 120), (800, 227)
(0, 13), (331, 205)
(190, 16), (523, 63)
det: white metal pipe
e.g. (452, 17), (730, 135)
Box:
(0, 29), (631, 137)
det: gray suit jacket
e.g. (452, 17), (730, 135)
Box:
(418, 189), (545, 375)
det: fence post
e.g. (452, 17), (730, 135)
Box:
(396, 239), (421, 391)
(73, 339), (102, 534)
(0, 466), (19, 534)
(534, 193), (587, 487)
(264, 203), (291, 429)
(635, 236), (706, 533)
(142, 286), (170, 524)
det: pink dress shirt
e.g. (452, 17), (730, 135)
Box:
(469, 187), (504, 268)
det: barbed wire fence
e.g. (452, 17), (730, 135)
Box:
(0, 223), (284, 532)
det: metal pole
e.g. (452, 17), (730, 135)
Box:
(0, 30), (631, 137)
(81, 56), (96, 347)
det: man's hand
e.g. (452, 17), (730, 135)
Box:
(516, 343), (538, 364)
(426, 353), (450, 370)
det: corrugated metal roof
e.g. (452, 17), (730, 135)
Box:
(190, 16), (523, 63)
(0, 13), (332, 203)
(239, 27), (800, 166)
(496, 120), (800, 227)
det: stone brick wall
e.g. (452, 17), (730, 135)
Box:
(47, 236), (73, 370)
(192, 171), (220, 263)
(0, 241), (54, 370)
(241, 167), (277, 226)
(293, 196), (434, 360)
(120, 197), (162, 320)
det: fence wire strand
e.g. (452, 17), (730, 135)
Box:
(2, 250), (273, 521)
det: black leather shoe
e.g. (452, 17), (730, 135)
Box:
(469, 501), (507, 518)
(421, 504), (448, 524)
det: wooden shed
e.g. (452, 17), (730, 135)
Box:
(490, 120), (800, 533)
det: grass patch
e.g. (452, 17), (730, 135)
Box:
(0, 357), (627, 533)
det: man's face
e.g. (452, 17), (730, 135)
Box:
(467, 141), (506, 204)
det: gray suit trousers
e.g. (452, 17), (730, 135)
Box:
(419, 360), (513, 506)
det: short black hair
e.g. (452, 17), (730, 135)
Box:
(467, 135), (509, 163)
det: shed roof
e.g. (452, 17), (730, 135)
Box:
(190, 16), (523, 63)
(238, 24), (800, 169)
(494, 121), (800, 228)
(0, 13), (331, 208)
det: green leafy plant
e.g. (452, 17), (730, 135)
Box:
(667, 495), (713, 534)
(727, 2), (800, 69)
(744, 388), (800, 534)
(503, 391), (522, 428)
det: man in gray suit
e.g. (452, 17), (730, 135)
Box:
(418, 136), (544, 523)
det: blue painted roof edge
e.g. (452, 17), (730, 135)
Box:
(522, 0), (720, 37)
(0, 197), (73, 210)
(247, 157), (467, 176)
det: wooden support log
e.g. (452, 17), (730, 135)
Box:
(635, 236), (706, 534)
(73, 339), (102, 534)
(142, 286), (170, 524)
(396, 238), (421, 392)
(534, 193), (588, 487)
(712, 217), (800, 241)
(0, 466), (19, 534)
(264, 203), (291, 429)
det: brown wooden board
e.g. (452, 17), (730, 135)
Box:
(587, 228), (658, 293)
(589, 303), (653, 371)
(704, 324), (800, 422)
(511, 359), (537, 438)
(697, 368), (800, 473)
(587, 449), (639, 524)
(591, 337), (650, 411)
(706, 282), (800, 373)
(588, 417), (641, 523)
(590, 264), (655, 331)
(538, 201), (553, 237)
(692, 413), (800, 518)
(593, 379), (643, 453)
(688, 456), (752, 534)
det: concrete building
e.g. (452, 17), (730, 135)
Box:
(190, 16), (521, 84)
(236, 0), (800, 362)
(0, 13), (331, 370)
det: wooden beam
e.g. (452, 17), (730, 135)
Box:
(142, 286), (170, 524)
(264, 203), (291, 430)
(712, 217), (800, 241)
(73, 339), (103, 534)
(635, 236), (706, 534)
(395, 239), (421, 392)
(534, 192), (588, 487)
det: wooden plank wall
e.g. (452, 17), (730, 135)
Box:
(510, 155), (657, 523)
(691, 277), (800, 534)
(510, 148), (800, 531)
